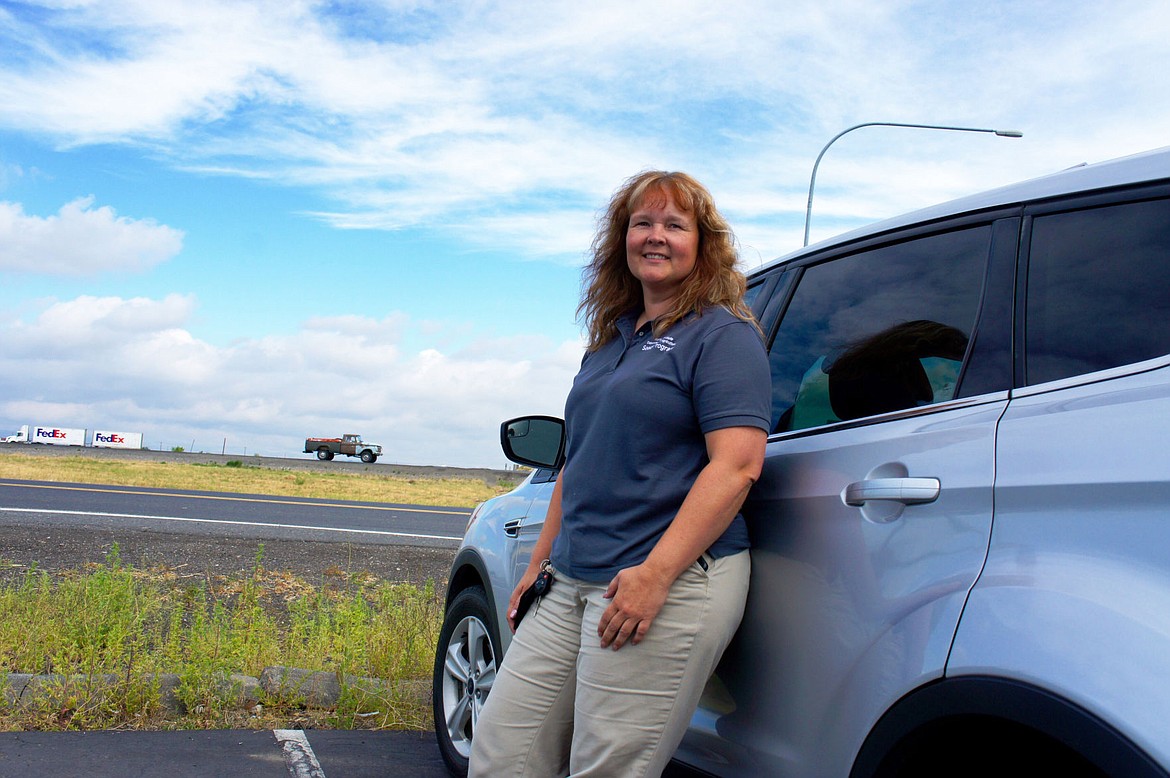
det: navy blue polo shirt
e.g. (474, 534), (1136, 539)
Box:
(551, 307), (772, 582)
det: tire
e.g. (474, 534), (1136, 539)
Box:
(433, 585), (500, 776)
(316, 447), (334, 461)
(360, 450), (376, 463)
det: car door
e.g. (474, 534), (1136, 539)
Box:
(677, 218), (1017, 776)
(952, 191), (1170, 768)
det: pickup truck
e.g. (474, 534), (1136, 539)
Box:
(303, 434), (383, 463)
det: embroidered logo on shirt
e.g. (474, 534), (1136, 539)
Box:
(642, 336), (676, 352)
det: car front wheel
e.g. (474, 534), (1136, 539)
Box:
(433, 585), (500, 776)
(360, 450), (376, 463)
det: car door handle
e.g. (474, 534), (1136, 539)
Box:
(504, 519), (522, 538)
(843, 477), (940, 507)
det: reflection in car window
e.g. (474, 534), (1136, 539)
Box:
(1026, 197), (1170, 385)
(769, 226), (991, 432)
(531, 467), (559, 484)
(744, 280), (768, 316)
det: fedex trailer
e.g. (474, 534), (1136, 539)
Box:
(30, 425), (86, 446)
(92, 430), (143, 449)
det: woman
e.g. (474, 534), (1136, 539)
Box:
(470, 171), (771, 777)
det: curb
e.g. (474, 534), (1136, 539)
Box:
(1, 667), (430, 716)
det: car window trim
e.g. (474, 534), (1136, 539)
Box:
(953, 216), (1020, 399)
(764, 390), (1011, 443)
(1009, 352), (1170, 399)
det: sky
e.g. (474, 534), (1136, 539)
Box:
(1, 0), (1168, 468)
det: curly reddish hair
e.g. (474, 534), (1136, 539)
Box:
(579, 170), (756, 350)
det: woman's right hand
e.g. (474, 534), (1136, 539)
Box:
(506, 566), (541, 633)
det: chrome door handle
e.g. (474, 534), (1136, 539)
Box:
(843, 477), (940, 507)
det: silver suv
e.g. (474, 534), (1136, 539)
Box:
(433, 147), (1170, 777)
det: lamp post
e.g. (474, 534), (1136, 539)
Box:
(803, 122), (1023, 246)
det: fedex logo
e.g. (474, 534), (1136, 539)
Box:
(95, 433), (125, 444)
(35, 428), (68, 439)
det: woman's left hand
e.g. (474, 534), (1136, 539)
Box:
(598, 563), (672, 650)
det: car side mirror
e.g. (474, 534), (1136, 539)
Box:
(500, 416), (565, 470)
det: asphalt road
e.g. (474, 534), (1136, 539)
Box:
(0, 478), (470, 547)
(0, 729), (703, 777)
(0, 477), (471, 586)
(0, 729), (452, 778)
(0, 443), (508, 584)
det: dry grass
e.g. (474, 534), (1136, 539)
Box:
(0, 453), (516, 508)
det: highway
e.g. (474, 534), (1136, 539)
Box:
(0, 478), (469, 548)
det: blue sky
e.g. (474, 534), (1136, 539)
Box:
(1, 0), (1168, 467)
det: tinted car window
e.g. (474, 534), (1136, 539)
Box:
(1025, 197), (1170, 385)
(769, 225), (991, 432)
(744, 281), (766, 311)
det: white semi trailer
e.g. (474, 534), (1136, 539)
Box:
(91, 430), (144, 449)
(1, 424), (87, 446)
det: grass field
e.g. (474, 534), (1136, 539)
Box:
(0, 452), (517, 508)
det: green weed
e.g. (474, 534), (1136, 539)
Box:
(0, 546), (442, 731)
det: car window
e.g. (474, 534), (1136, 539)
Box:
(1025, 196), (1170, 385)
(768, 225), (992, 433)
(744, 279), (767, 311)
(530, 467), (558, 484)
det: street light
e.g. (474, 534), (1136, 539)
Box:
(803, 122), (1023, 246)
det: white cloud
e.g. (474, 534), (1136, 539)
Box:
(3, 0), (1170, 466)
(0, 293), (579, 467)
(457, 209), (597, 263)
(0, 197), (184, 274)
(8, 0), (1168, 260)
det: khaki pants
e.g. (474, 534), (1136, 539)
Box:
(469, 551), (750, 778)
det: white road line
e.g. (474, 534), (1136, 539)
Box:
(0, 480), (470, 516)
(0, 506), (462, 542)
(275, 729), (327, 778)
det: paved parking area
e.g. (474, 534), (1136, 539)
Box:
(0, 729), (450, 778)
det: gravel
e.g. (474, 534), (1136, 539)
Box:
(0, 522), (457, 588)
